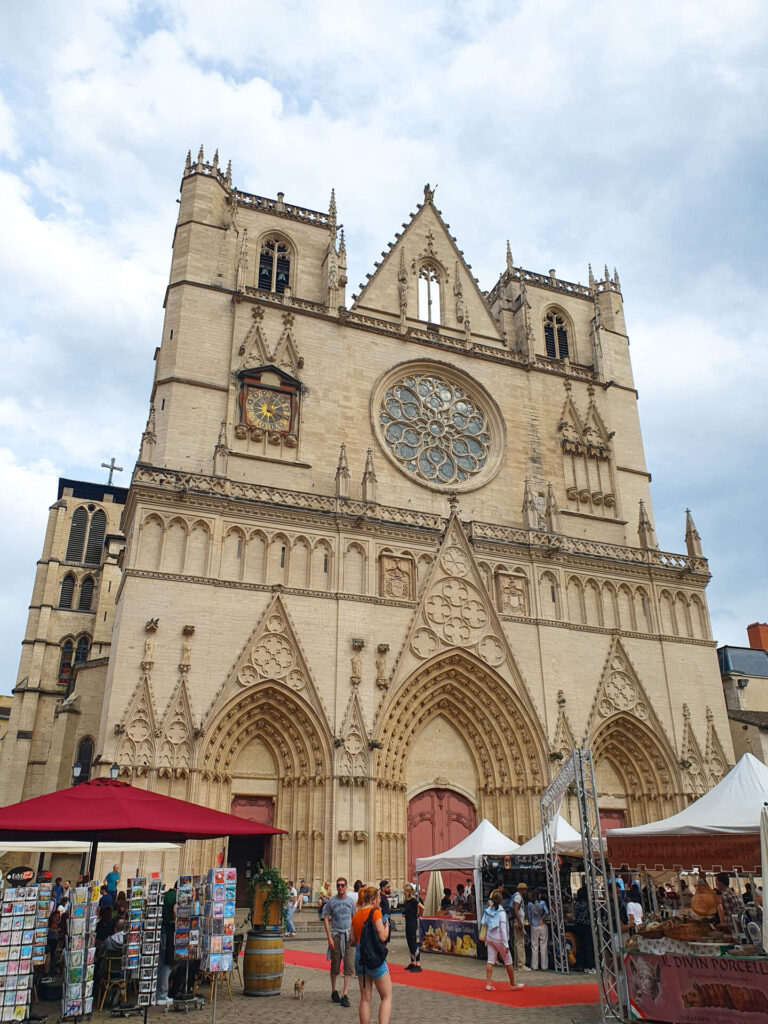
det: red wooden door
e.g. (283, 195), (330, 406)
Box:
(229, 796), (275, 905)
(599, 808), (626, 833)
(407, 788), (476, 893)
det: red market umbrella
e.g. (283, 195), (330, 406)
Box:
(0, 778), (284, 872)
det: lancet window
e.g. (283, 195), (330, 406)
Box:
(418, 263), (442, 324)
(258, 237), (292, 294)
(544, 310), (570, 359)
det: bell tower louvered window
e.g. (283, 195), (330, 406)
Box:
(258, 238), (292, 294)
(66, 508), (88, 562)
(78, 576), (95, 611)
(59, 574), (76, 609)
(84, 509), (107, 565)
(544, 311), (570, 359)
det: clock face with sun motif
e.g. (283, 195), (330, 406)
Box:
(244, 387), (293, 432)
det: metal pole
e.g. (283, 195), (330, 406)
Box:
(210, 974), (218, 1024)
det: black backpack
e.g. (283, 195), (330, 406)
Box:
(358, 910), (388, 973)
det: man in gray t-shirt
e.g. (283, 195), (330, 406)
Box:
(321, 878), (357, 1007)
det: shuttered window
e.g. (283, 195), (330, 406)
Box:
(84, 510), (107, 565)
(78, 576), (95, 611)
(66, 508), (88, 562)
(59, 574), (76, 609)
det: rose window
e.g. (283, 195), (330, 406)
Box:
(378, 373), (492, 486)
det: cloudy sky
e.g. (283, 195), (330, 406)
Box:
(0, 0), (765, 676)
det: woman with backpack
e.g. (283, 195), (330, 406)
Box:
(480, 890), (525, 992)
(351, 886), (392, 1024)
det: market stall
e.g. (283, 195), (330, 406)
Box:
(415, 819), (518, 958)
(607, 753), (768, 1023)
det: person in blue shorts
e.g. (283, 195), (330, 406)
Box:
(351, 887), (391, 1024)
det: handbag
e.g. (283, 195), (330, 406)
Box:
(479, 922), (488, 942)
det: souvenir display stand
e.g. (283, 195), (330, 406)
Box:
(0, 881), (52, 1022)
(123, 875), (163, 1008)
(607, 753), (768, 1023)
(61, 881), (99, 1021)
(198, 869), (236, 1024)
(415, 819), (519, 958)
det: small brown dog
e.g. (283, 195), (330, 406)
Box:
(293, 979), (305, 1000)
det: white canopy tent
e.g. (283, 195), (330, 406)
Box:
(415, 818), (519, 923)
(513, 815), (583, 856)
(415, 818), (519, 873)
(607, 753), (768, 838)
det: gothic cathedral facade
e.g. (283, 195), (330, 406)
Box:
(1, 150), (733, 887)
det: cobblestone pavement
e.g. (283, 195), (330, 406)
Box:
(32, 933), (600, 1024)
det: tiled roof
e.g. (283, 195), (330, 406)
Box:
(728, 710), (768, 730)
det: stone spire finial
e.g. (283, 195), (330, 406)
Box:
(196, 145), (204, 170)
(588, 263), (595, 289)
(522, 478), (539, 530)
(225, 160), (232, 186)
(361, 449), (377, 503)
(335, 444), (350, 498)
(506, 241), (514, 273)
(423, 183), (435, 203)
(398, 247), (408, 329)
(213, 421), (228, 477)
(329, 188), (337, 228)
(684, 509), (703, 557)
(338, 228), (346, 259)
(545, 483), (561, 533)
(184, 150), (191, 172)
(139, 404), (157, 463)
(613, 267), (621, 290)
(638, 500), (657, 549)
(604, 264), (611, 283)
(212, 149), (219, 169)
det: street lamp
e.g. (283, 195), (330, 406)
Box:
(109, 762), (120, 780)
(71, 761), (83, 786)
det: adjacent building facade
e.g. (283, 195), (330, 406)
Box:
(0, 151), (734, 887)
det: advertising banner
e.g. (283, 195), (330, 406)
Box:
(419, 917), (478, 957)
(627, 952), (768, 1022)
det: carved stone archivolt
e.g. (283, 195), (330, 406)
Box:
(586, 638), (684, 816)
(373, 650), (548, 794)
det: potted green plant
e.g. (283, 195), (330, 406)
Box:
(248, 861), (292, 930)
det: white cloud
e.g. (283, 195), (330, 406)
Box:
(0, 0), (766, 662)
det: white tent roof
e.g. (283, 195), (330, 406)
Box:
(0, 841), (181, 854)
(513, 815), (583, 856)
(415, 818), (519, 873)
(607, 752), (768, 838)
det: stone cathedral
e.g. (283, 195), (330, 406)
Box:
(0, 149), (734, 890)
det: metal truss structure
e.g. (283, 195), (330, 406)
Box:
(541, 747), (629, 1023)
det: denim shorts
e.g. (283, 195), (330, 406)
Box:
(354, 949), (389, 979)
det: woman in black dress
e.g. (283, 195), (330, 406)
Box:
(402, 884), (424, 973)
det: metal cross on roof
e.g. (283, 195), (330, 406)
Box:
(101, 457), (123, 485)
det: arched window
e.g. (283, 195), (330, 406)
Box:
(58, 640), (74, 687)
(75, 636), (90, 666)
(78, 576), (95, 611)
(418, 263), (441, 324)
(258, 237), (291, 294)
(84, 509), (107, 565)
(59, 573), (76, 609)
(544, 310), (570, 359)
(66, 508), (88, 562)
(76, 736), (94, 782)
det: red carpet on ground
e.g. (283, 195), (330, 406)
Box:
(283, 949), (599, 1008)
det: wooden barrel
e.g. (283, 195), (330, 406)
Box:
(243, 930), (284, 997)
